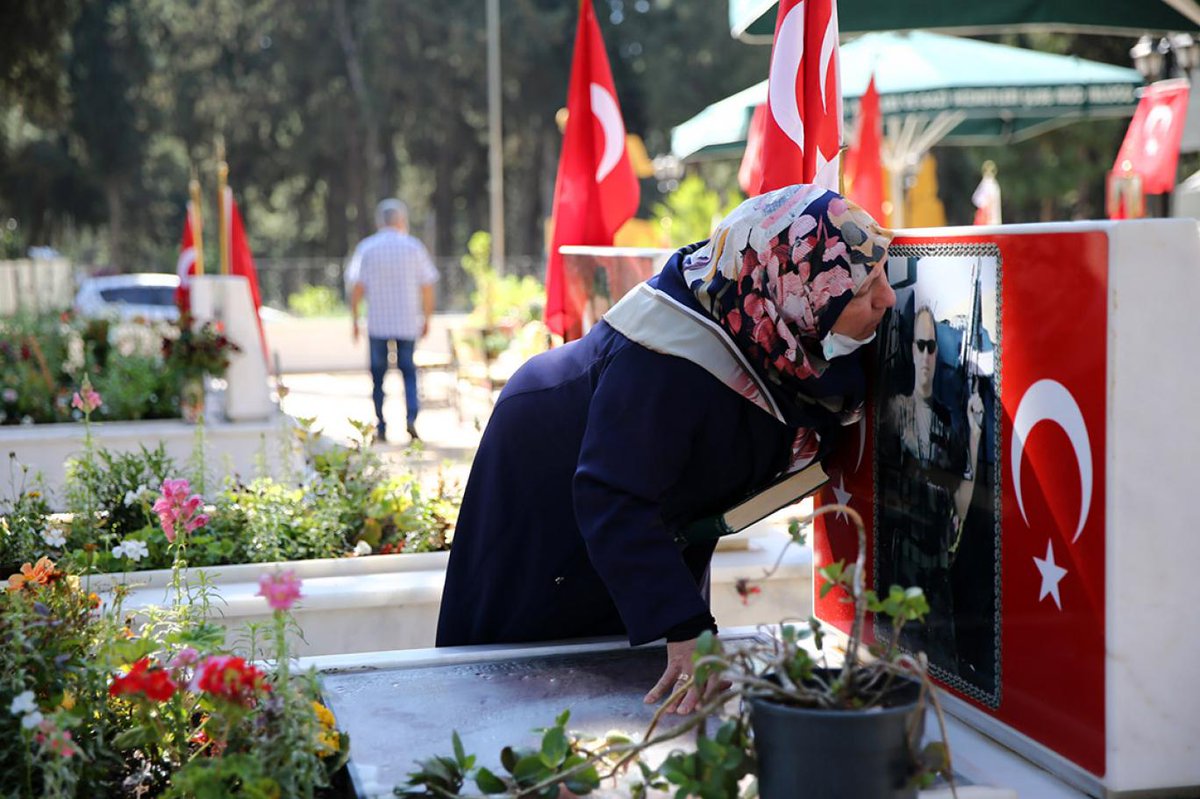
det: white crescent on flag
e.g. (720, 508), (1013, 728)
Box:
(817, 5), (837, 113)
(1011, 379), (1093, 543)
(768, 2), (806, 151)
(176, 247), (196, 284)
(1142, 104), (1174, 157)
(590, 82), (626, 183)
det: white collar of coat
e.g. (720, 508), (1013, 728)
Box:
(602, 283), (785, 425)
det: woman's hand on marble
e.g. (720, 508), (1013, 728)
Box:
(643, 637), (725, 715)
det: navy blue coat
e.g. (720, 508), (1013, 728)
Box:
(436, 258), (801, 647)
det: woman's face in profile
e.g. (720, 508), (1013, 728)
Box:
(830, 261), (896, 341)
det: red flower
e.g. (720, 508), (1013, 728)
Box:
(735, 578), (762, 606)
(109, 657), (178, 702)
(195, 656), (272, 705)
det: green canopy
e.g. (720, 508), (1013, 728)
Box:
(671, 30), (1142, 160)
(731, 0), (1200, 43)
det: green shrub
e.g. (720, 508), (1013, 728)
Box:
(287, 284), (346, 317)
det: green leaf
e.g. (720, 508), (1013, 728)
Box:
(474, 767), (508, 794)
(540, 725), (569, 768)
(451, 731), (467, 766)
(112, 726), (158, 750)
(695, 736), (723, 764)
(500, 746), (518, 773)
(512, 753), (547, 783)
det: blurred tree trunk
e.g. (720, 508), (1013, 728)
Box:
(105, 178), (124, 267)
(332, 0), (381, 233)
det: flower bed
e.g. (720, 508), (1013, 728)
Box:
(2, 415), (459, 578)
(0, 310), (236, 426)
(1, 554), (350, 796)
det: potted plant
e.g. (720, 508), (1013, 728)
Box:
(681, 503), (951, 799)
(394, 502), (953, 799)
(161, 314), (241, 422)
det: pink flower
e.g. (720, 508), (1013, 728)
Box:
(257, 570), (303, 611)
(153, 478), (208, 544)
(169, 646), (200, 672)
(71, 379), (102, 415)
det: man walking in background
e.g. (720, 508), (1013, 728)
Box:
(347, 199), (438, 443)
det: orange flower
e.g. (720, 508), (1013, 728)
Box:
(7, 557), (62, 592)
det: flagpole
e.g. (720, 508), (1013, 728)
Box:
(189, 171), (205, 276)
(486, 0), (505, 276)
(216, 138), (230, 276)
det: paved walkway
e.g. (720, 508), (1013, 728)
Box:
(276, 368), (490, 487)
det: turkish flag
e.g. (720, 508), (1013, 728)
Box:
(972, 174), (1002, 225)
(815, 229), (1110, 776)
(1113, 79), (1190, 195)
(174, 202), (201, 313)
(844, 74), (885, 223)
(738, 103), (768, 196)
(748, 0), (842, 196)
(544, 0), (639, 340)
(224, 187), (269, 362)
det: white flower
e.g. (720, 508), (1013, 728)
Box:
(10, 690), (36, 716)
(20, 710), (44, 730)
(113, 540), (149, 562)
(354, 540), (372, 556)
(40, 528), (67, 548)
(124, 484), (151, 506)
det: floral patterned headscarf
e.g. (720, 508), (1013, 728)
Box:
(681, 185), (893, 391)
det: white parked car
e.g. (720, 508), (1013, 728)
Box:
(74, 273), (287, 323)
(74, 273), (182, 322)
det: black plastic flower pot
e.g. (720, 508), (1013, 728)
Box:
(748, 674), (923, 799)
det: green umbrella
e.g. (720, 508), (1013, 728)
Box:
(672, 30), (1141, 158)
(731, 0), (1200, 43)
(671, 31), (1143, 224)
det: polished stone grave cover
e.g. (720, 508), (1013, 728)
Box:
(320, 641), (702, 797)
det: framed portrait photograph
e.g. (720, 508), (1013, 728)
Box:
(873, 243), (1002, 707)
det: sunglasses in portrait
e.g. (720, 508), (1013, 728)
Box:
(915, 339), (937, 354)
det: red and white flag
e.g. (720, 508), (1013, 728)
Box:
(738, 103), (768, 196)
(746, 0), (842, 196)
(223, 187), (268, 362)
(844, 73), (885, 223)
(972, 171), (1002, 225)
(1113, 78), (1190, 195)
(544, 0), (639, 340)
(174, 201), (202, 312)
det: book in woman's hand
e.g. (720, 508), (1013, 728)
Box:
(676, 462), (830, 545)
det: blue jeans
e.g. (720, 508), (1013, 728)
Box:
(369, 336), (418, 432)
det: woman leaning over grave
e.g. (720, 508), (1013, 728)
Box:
(436, 184), (896, 714)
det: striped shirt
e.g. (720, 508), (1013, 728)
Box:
(345, 229), (439, 339)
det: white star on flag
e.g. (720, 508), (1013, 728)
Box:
(831, 473), (852, 521)
(1034, 538), (1068, 610)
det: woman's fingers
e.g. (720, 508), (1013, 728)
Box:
(643, 665), (684, 704)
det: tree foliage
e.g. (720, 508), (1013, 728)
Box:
(0, 4), (1154, 268)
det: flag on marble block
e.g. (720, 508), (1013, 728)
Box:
(544, 0), (639, 340)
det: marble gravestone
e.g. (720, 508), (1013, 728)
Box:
(318, 640), (708, 797)
(815, 219), (1200, 798)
